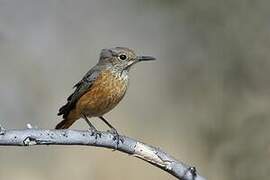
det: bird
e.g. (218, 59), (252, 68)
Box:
(55, 47), (155, 144)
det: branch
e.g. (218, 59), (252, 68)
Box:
(0, 125), (206, 180)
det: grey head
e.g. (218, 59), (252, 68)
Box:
(98, 47), (155, 71)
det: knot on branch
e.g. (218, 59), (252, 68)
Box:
(23, 137), (37, 146)
(181, 166), (197, 180)
(0, 125), (5, 135)
(189, 167), (197, 177)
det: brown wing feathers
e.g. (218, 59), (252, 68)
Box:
(56, 68), (100, 128)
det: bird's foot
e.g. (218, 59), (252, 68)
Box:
(107, 128), (124, 148)
(88, 127), (102, 139)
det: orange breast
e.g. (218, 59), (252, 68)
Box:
(77, 69), (128, 117)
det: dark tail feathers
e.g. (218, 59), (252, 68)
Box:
(55, 119), (74, 129)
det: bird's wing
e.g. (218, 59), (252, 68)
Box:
(57, 67), (100, 118)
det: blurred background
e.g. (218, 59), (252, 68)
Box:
(0, 0), (269, 180)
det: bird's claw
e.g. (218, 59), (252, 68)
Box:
(88, 128), (102, 139)
(108, 128), (124, 148)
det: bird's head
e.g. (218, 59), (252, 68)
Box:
(98, 47), (155, 71)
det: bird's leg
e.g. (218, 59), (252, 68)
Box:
(82, 114), (101, 139)
(82, 114), (97, 131)
(99, 116), (124, 147)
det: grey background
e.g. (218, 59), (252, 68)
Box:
(0, 0), (269, 180)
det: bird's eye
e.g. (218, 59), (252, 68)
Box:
(119, 54), (127, 60)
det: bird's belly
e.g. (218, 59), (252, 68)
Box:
(77, 70), (128, 117)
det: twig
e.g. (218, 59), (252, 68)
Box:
(0, 128), (206, 180)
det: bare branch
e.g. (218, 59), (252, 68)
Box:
(0, 128), (206, 180)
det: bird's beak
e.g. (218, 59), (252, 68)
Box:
(137, 56), (156, 62)
(125, 55), (156, 70)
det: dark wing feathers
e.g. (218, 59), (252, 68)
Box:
(57, 68), (100, 119)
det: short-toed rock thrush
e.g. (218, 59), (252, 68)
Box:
(55, 47), (155, 142)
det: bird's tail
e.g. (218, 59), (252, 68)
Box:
(55, 109), (79, 129)
(55, 119), (74, 129)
